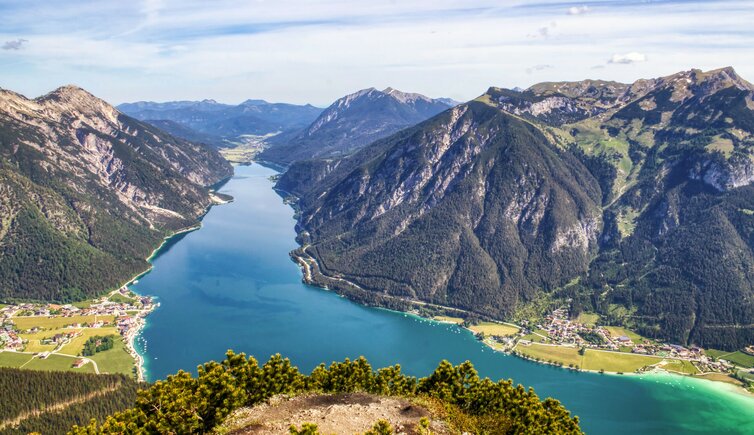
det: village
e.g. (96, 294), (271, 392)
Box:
(0, 287), (155, 378)
(464, 306), (754, 385)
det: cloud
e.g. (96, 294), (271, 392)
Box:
(568, 6), (591, 16)
(528, 21), (557, 39)
(2, 39), (28, 50)
(526, 64), (554, 74)
(608, 52), (647, 64)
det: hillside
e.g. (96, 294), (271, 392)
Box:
(70, 352), (582, 434)
(0, 85), (232, 302)
(0, 367), (140, 434)
(118, 99), (323, 147)
(279, 67), (754, 350)
(259, 88), (455, 165)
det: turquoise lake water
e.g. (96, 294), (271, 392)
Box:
(131, 163), (754, 434)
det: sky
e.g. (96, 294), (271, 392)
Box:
(1, 0), (753, 106)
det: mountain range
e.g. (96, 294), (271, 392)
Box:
(0, 85), (232, 302)
(118, 99), (323, 147)
(258, 87), (457, 165)
(278, 67), (754, 351)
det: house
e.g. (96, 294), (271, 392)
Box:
(72, 359), (87, 368)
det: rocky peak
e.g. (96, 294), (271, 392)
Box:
(33, 84), (120, 124)
(382, 87), (432, 104)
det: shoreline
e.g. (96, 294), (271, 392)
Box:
(282, 198), (754, 396)
(123, 200), (227, 382)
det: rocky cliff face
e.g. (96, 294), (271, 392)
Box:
(281, 67), (754, 350)
(0, 85), (232, 302)
(259, 88), (454, 165)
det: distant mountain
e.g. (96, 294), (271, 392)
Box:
(259, 87), (455, 165)
(279, 67), (754, 351)
(0, 85), (232, 302)
(118, 99), (323, 146)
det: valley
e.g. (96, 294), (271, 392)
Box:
(2, 68), (754, 433)
(125, 163), (754, 434)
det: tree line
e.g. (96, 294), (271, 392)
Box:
(70, 351), (582, 435)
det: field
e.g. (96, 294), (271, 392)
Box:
(0, 351), (34, 367)
(468, 322), (520, 337)
(108, 293), (136, 304)
(0, 352), (96, 373)
(515, 343), (666, 373)
(432, 316), (464, 325)
(90, 336), (135, 376)
(660, 359), (699, 375)
(575, 312), (600, 327)
(6, 314), (136, 377)
(57, 327), (119, 355)
(603, 326), (646, 343)
(520, 332), (552, 343)
(516, 343), (583, 367)
(11, 315), (115, 331)
(23, 354), (96, 373)
(582, 350), (663, 373)
(706, 350), (754, 368)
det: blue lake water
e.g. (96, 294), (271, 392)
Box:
(131, 163), (754, 434)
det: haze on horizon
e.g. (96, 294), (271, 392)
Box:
(1, 0), (753, 106)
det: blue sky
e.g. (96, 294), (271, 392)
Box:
(1, 0), (753, 106)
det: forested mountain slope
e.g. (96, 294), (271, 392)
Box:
(0, 85), (232, 302)
(0, 368), (139, 435)
(259, 87), (455, 165)
(279, 67), (754, 350)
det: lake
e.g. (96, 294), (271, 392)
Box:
(131, 163), (754, 434)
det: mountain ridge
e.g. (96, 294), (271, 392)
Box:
(0, 84), (232, 302)
(279, 67), (754, 350)
(259, 87), (456, 165)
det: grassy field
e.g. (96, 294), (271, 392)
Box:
(108, 293), (135, 304)
(520, 333), (552, 343)
(58, 327), (119, 355)
(603, 326), (646, 343)
(90, 336), (135, 376)
(0, 351), (34, 367)
(575, 312), (600, 326)
(469, 322), (520, 337)
(581, 350), (663, 373)
(433, 316), (464, 325)
(0, 352), (96, 373)
(515, 343), (666, 372)
(516, 343), (583, 367)
(660, 359), (699, 375)
(23, 354), (96, 373)
(706, 350), (754, 368)
(12, 315), (115, 331)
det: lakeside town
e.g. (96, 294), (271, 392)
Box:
(433, 306), (754, 391)
(0, 287), (155, 380)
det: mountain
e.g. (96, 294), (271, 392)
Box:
(278, 67), (754, 350)
(259, 87), (456, 165)
(0, 85), (232, 302)
(117, 99), (323, 146)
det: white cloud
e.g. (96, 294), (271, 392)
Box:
(568, 5), (591, 16)
(2, 39), (28, 50)
(608, 52), (647, 64)
(0, 1), (752, 105)
(526, 64), (554, 74)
